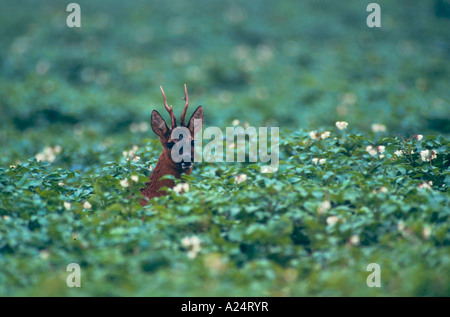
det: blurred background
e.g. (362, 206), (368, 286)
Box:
(0, 0), (449, 164)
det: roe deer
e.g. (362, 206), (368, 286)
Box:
(140, 84), (204, 205)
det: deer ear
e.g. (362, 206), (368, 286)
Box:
(151, 110), (169, 139)
(187, 106), (204, 136)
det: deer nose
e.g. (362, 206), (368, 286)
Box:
(177, 154), (193, 170)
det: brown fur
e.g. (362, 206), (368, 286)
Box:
(140, 148), (192, 205)
(140, 85), (203, 206)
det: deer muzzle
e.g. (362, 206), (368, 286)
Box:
(177, 153), (193, 170)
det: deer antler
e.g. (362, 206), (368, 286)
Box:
(180, 83), (189, 126)
(160, 85), (176, 128)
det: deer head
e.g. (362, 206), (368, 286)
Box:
(141, 84), (204, 204)
(151, 84), (204, 170)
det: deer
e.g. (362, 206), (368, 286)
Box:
(140, 84), (204, 206)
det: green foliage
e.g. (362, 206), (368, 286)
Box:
(0, 132), (449, 296)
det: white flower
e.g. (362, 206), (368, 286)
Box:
(131, 175), (139, 182)
(232, 119), (240, 126)
(174, 183), (189, 193)
(320, 131), (331, 139)
(420, 150), (429, 161)
(39, 250), (50, 260)
(58, 182), (65, 186)
(10, 165), (16, 169)
(120, 179), (129, 187)
(418, 181), (433, 190)
(181, 237), (191, 247)
(182, 236), (201, 259)
(379, 154), (385, 159)
(149, 165), (153, 171)
(335, 121), (348, 130)
(83, 201), (92, 209)
(235, 174), (248, 184)
(64, 202), (71, 210)
(43, 146), (53, 156)
(35, 146), (61, 163)
(123, 145), (139, 159)
(187, 250), (198, 259)
(394, 150), (403, 157)
(53, 145), (62, 154)
(416, 134), (423, 141)
(420, 150), (437, 162)
(422, 226), (431, 239)
(397, 222), (405, 232)
(371, 123), (386, 133)
(311, 157), (326, 165)
(182, 183), (190, 192)
(366, 145), (382, 156)
(326, 215), (339, 226)
(318, 200), (331, 215)
(190, 236), (201, 250)
(47, 153), (56, 162)
(261, 166), (275, 173)
(133, 156), (141, 162)
(309, 131), (319, 140)
(173, 184), (183, 193)
(379, 187), (388, 193)
(349, 235), (360, 246)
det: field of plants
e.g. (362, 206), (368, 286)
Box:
(0, 0), (449, 296)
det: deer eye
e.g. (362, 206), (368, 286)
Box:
(167, 142), (175, 150)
